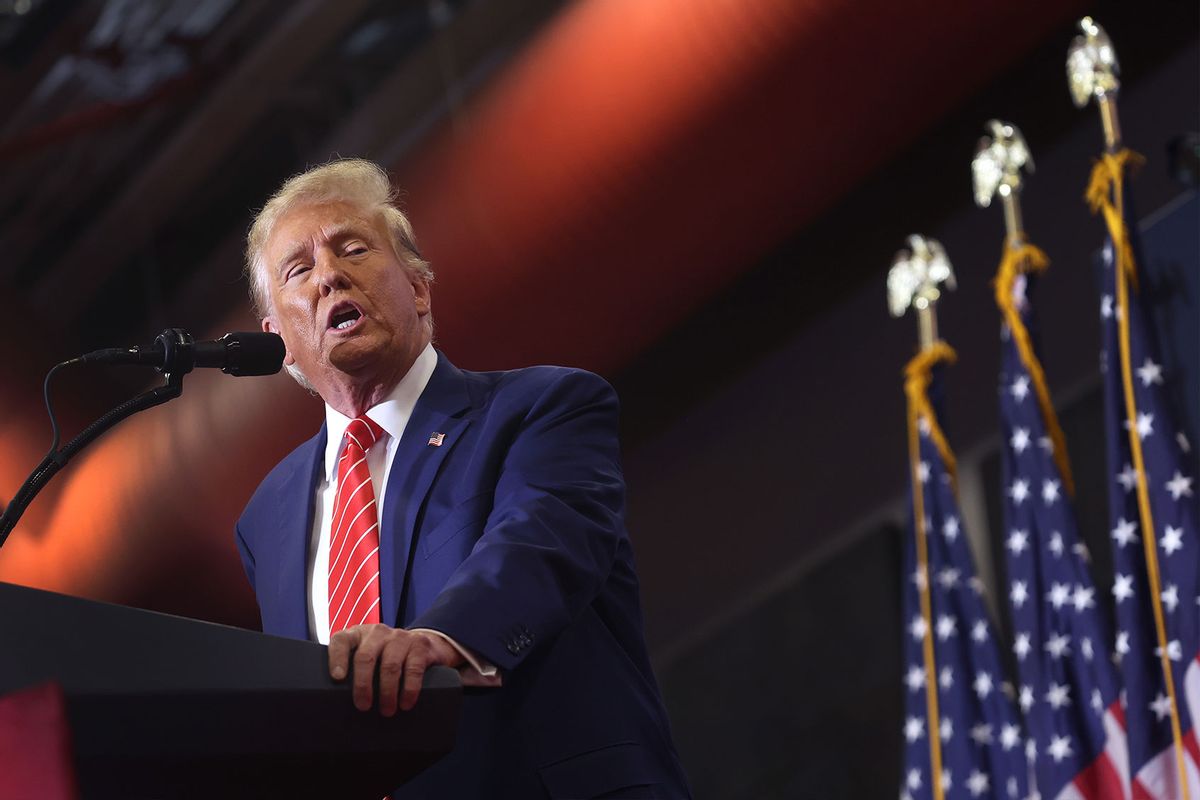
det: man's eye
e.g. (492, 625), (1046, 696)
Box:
(287, 265), (310, 280)
(346, 246), (368, 256)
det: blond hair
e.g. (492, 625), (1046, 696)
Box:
(244, 158), (433, 318)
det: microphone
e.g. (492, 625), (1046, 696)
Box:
(81, 329), (286, 377)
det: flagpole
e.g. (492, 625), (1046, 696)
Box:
(917, 305), (937, 353)
(889, 235), (955, 354)
(1072, 18), (1191, 798)
(973, 121), (1077, 497)
(890, 237), (956, 800)
(1068, 16), (1123, 153)
(1098, 96), (1122, 153)
(999, 191), (1024, 247)
(971, 119), (1033, 246)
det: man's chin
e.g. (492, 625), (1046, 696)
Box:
(327, 338), (386, 375)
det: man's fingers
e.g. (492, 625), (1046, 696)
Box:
(400, 646), (429, 713)
(351, 626), (387, 712)
(330, 627), (447, 715)
(327, 627), (360, 681)
(377, 637), (409, 717)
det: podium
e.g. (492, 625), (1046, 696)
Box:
(0, 581), (461, 799)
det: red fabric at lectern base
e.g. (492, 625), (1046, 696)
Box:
(0, 681), (78, 800)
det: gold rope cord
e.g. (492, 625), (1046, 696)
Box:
(903, 341), (957, 800)
(905, 343), (959, 484)
(992, 242), (1076, 497)
(1089, 149), (1190, 799)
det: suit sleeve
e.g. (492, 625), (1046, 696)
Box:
(408, 369), (626, 671)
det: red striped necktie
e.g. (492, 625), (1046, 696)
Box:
(328, 415), (387, 635)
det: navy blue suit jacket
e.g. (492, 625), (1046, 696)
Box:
(236, 352), (689, 799)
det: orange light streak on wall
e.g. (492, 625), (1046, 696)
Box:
(398, 0), (1083, 374)
(0, 312), (320, 623)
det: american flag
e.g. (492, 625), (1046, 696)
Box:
(1094, 152), (1200, 798)
(901, 344), (1029, 800)
(995, 243), (1128, 799)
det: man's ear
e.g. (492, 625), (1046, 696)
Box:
(412, 278), (432, 317)
(261, 316), (296, 366)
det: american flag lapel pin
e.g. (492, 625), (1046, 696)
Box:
(427, 432), (445, 447)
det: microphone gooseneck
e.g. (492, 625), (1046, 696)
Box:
(81, 329), (285, 376)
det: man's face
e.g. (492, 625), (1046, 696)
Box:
(260, 200), (431, 395)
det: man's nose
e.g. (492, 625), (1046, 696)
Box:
(314, 254), (351, 296)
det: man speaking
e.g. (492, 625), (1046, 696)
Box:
(234, 159), (690, 799)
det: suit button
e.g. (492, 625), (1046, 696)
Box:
(507, 642), (520, 655)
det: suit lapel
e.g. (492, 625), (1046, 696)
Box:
(275, 426), (326, 640)
(379, 353), (473, 627)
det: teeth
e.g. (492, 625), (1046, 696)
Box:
(335, 319), (355, 330)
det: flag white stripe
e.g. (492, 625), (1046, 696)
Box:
(1134, 737), (1200, 800)
(1055, 782), (1087, 800)
(1185, 657), (1200, 748)
(1101, 703), (1132, 800)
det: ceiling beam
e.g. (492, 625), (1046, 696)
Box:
(31, 0), (373, 318)
(160, 0), (565, 331)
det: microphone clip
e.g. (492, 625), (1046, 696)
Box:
(155, 328), (196, 376)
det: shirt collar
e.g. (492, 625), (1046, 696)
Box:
(321, 343), (437, 482)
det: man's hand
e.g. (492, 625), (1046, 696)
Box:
(328, 625), (465, 716)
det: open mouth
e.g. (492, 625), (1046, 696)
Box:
(327, 302), (363, 332)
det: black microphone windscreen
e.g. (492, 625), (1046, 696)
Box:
(221, 332), (286, 376)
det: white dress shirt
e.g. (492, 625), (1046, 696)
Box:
(306, 343), (496, 680)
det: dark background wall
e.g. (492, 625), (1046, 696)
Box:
(623, 35), (1199, 799)
(623, 33), (1199, 655)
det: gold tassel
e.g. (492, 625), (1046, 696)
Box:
(992, 242), (1076, 497)
(1087, 150), (1144, 291)
(904, 343), (958, 486)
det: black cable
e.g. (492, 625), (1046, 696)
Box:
(0, 364), (185, 548)
(43, 358), (81, 459)
(0, 359), (81, 547)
